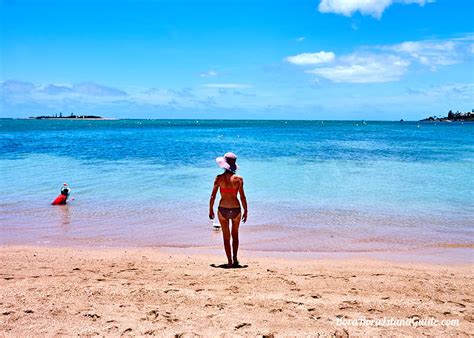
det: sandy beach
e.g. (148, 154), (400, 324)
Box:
(1, 246), (472, 336)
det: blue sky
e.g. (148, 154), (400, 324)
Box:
(1, 0), (473, 119)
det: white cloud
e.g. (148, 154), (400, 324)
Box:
(72, 82), (127, 96)
(434, 83), (474, 99)
(307, 54), (410, 83)
(296, 36), (306, 42)
(318, 0), (434, 19)
(1, 80), (127, 98)
(1, 80), (261, 115)
(407, 83), (474, 99)
(287, 35), (472, 83)
(286, 51), (336, 65)
(387, 39), (466, 68)
(41, 84), (74, 95)
(1, 80), (36, 95)
(201, 83), (251, 89)
(199, 70), (218, 77)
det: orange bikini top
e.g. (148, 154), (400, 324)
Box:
(220, 187), (238, 195)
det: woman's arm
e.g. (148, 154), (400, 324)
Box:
(239, 178), (248, 223)
(209, 176), (219, 219)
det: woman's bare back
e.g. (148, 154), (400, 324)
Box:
(216, 172), (242, 208)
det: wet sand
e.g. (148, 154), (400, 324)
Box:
(1, 246), (473, 336)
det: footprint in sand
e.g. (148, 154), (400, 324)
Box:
(226, 286), (239, 293)
(146, 310), (159, 321)
(463, 315), (474, 322)
(235, 323), (251, 329)
(84, 313), (101, 320)
(407, 315), (422, 324)
(107, 325), (119, 332)
(122, 328), (132, 335)
(164, 289), (180, 294)
(334, 328), (349, 338)
(448, 301), (466, 308)
(339, 306), (352, 310)
(175, 333), (194, 338)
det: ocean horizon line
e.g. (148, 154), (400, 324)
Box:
(0, 117), (459, 122)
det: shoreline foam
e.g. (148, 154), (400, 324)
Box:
(2, 240), (472, 265)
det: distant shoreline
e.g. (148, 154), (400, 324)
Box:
(27, 117), (118, 121)
(1, 117), (473, 122)
(420, 110), (473, 122)
(25, 114), (117, 120)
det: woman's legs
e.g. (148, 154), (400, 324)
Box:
(218, 212), (232, 266)
(231, 215), (241, 265)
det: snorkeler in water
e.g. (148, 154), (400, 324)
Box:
(51, 183), (71, 205)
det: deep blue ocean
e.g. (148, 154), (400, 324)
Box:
(1, 119), (473, 254)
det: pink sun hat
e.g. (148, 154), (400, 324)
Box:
(216, 152), (239, 171)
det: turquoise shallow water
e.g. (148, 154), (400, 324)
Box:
(1, 119), (473, 254)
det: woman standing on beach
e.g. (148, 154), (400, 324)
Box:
(209, 152), (248, 268)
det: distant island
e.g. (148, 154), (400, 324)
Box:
(420, 110), (473, 122)
(30, 113), (104, 120)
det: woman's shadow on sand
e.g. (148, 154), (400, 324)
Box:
(210, 263), (249, 269)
